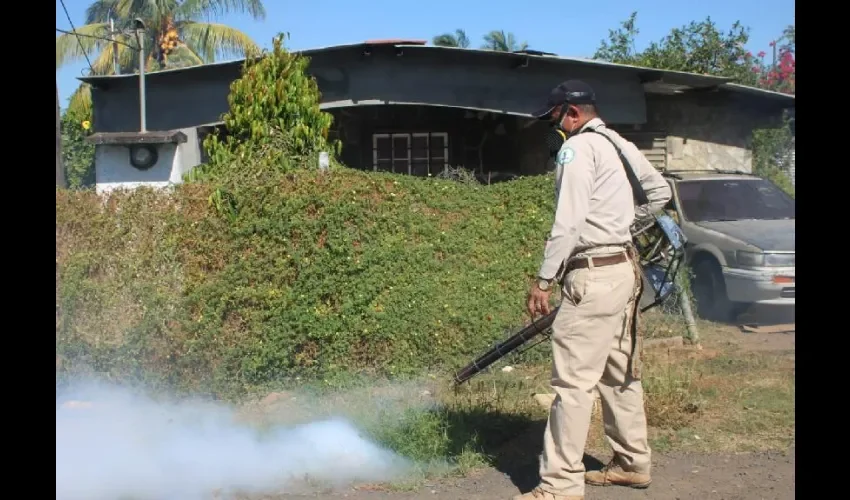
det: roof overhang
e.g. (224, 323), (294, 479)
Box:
(719, 82), (795, 103)
(77, 41), (735, 89)
(85, 130), (187, 145)
(77, 40), (794, 110)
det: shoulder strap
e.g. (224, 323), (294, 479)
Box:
(582, 128), (649, 206)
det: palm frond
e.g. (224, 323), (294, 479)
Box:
(67, 84), (93, 119)
(432, 33), (460, 47)
(179, 21), (261, 62)
(56, 23), (110, 69)
(101, 0), (164, 29)
(164, 45), (206, 68)
(433, 29), (469, 48)
(176, 0), (266, 22)
(481, 30), (527, 52)
(90, 35), (138, 75)
(122, 0), (159, 18)
(512, 34), (529, 52)
(84, 0), (122, 24)
(455, 29), (470, 48)
(168, 44), (205, 67)
(481, 30), (507, 51)
(91, 47), (117, 75)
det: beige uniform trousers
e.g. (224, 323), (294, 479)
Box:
(538, 245), (651, 497)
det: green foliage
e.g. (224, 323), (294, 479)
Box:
(432, 29), (470, 48)
(480, 30), (528, 52)
(431, 29), (526, 51)
(594, 12), (764, 86)
(56, 169), (555, 398)
(593, 12), (642, 64)
(780, 25), (795, 53)
(194, 33), (340, 183)
(751, 113), (795, 197)
(60, 107), (95, 190)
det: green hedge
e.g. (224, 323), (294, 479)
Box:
(56, 169), (556, 398)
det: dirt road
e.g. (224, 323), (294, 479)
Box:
(269, 446), (795, 499)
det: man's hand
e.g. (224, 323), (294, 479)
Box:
(527, 285), (553, 318)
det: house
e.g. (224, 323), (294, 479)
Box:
(79, 39), (795, 193)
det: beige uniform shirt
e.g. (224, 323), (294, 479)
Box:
(538, 117), (672, 280)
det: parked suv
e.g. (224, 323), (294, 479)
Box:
(660, 170), (795, 322)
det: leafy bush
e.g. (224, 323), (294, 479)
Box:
(751, 113), (795, 197)
(60, 108), (95, 190)
(56, 170), (555, 398)
(192, 33), (341, 184)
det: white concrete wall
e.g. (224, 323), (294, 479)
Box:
(94, 128), (201, 194)
(645, 94), (786, 174)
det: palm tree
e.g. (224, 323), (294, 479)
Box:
(432, 29), (470, 48)
(481, 30), (528, 52)
(56, 0), (267, 118)
(780, 24), (795, 53)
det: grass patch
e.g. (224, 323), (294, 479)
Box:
(234, 324), (793, 489)
(641, 308), (692, 340)
(335, 325), (793, 484)
(688, 348), (795, 452)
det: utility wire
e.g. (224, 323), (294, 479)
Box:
(58, 0), (94, 74)
(55, 28), (137, 50)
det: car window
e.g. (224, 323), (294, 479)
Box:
(676, 178), (795, 222)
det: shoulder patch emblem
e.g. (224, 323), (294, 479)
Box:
(557, 147), (575, 165)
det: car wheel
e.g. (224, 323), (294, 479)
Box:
(691, 260), (735, 322)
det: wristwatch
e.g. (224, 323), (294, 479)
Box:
(536, 277), (554, 291)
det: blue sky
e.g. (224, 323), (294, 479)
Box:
(56, 0), (794, 109)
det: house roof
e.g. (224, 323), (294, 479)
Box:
(719, 82), (796, 102)
(77, 40), (794, 104)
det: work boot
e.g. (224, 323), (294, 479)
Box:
(511, 486), (583, 500)
(584, 459), (651, 488)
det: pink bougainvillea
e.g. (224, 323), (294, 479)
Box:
(748, 38), (795, 94)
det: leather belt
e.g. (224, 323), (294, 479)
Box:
(564, 251), (629, 274)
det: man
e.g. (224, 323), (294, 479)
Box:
(515, 80), (672, 500)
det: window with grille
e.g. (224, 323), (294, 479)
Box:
(372, 132), (449, 176)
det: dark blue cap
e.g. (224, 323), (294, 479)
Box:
(532, 79), (596, 119)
